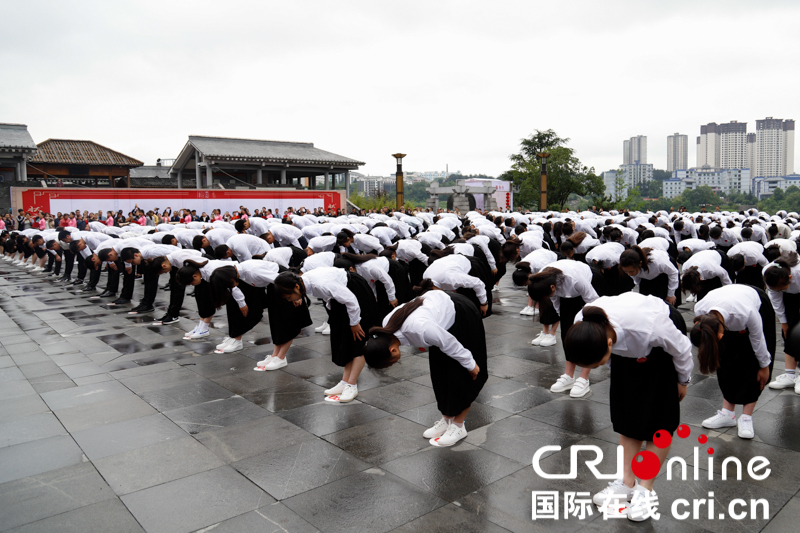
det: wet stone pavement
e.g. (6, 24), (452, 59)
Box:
(1, 262), (800, 532)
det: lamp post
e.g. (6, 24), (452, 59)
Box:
(537, 152), (550, 211)
(392, 153), (406, 210)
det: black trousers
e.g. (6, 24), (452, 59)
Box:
(167, 266), (186, 317)
(141, 267), (159, 306)
(76, 254), (87, 281)
(120, 263), (136, 300)
(62, 249), (75, 278)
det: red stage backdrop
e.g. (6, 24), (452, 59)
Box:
(12, 188), (346, 216)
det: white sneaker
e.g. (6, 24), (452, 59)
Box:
(532, 306), (539, 316)
(550, 374), (575, 393)
(570, 377), (591, 398)
(262, 357), (287, 371)
(219, 338), (243, 353)
(539, 334), (557, 347)
(592, 479), (636, 506)
(185, 329), (209, 340)
(702, 410), (737, 429)
(531, 333), (544, 345)
(314, 321), (328, 333)
(321, 324), (331, 335)
(422, 417), (450, 439)
(431, 423), (467, 447)
(324, 381), (347, 396)
(326, 384), (358, 403)
(25, 264), (36, 269)
(216, 336), (233, 350)
(254, 355), (274, 371)
(795, 378), (800, 395)
(520, 306), (534, 316)
(768, 373), (797, 389)
(686, 294), (696, 302)
(627, 487), (659, 522)
(738, 416), (755, 439)
(492, 285), (500, 292)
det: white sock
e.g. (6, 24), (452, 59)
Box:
(197, 321), (209, 332)
(721, 408), (736, 418)
(452, 421), (464, 428)
(740, 414), (752, 421)
(786, 369), (796, 378)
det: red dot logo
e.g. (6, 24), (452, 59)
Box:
(653, 430), (672, 449)
(708, 448), (715, 455)
(631, 451), (661, 480)
(677, 425), (690, 438)
(698, 435), (708, 444)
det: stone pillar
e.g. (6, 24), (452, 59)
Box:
(177, 170), (183, 189)
(205, 164), (213, 188)
(280, 169), (287, 185)
(310, 176), (316, 189)
(20, 158), (27, 181)
(426, 194), (439, 211)
(256, 168), (263, 185)
(195, 151), (202, 189)
(345, 171), (350, 197)
(324, 172), (330, 190)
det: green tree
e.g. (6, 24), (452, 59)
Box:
(503, 129), (603, 209)
(758, 186), (800, 213)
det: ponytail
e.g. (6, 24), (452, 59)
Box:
(563, 306), (617, 367)
(429, 247), (454, 261)
(177, 259), (207, 286)
(501, 240), (520, 262)
(209, 266), (238, 309)
(566, 231), (588, 246)
(619, 246), (649, 272)
(527, 267), (563, 304)
(273, 271), (310, 307)
(413, 278), (436, 295)
(764, 259), (794, 289)
(681, 266), (702, 295)
(690, 314), (724, 374)
(512, 262), (533, 286)
(364, 297), (427, 369)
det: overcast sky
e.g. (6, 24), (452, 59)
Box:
(3, 0), (799, 178)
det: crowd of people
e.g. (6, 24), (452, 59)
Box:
(2, 202), (800, 521)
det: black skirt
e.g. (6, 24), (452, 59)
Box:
(609, 304), (686, 441)
(735, 265), (766, 290)
(195, 280), (216, 319)
(716, 288), (775, 404)
(539, 303), (560, 326)
(696, 277), (723, 301)
(639, 272), (680, 305)
(429, 292), (489, 416)
(557, 266), (606, 343)
(225, 281), (266, 338)
(389, 259), (413, 304)
(781, 291), (800, 356)
(603, 266), (634, 297)
(265, 284), (313, 345)
(328, 272), (379, 367)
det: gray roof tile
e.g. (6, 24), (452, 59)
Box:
(0, 123), (37, 151)
(188, 135), (364, 166)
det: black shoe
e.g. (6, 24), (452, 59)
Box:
(129, 304), (154, 315)
(156, 314), (179, 324)
(187, 291), (195, 297)
(42, 268), (52, 273)
(56, 277), (71, 283)
(161, 285), (171, 292)
(98, 290), (115, 298)
(81, 286), (97, 292)
(71, 279), (84, 285)
(111, 297), (131, 305)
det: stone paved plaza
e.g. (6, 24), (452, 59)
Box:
(1, 262), (800, 532)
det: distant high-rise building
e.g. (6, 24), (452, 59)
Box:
(667, 133), (688, 171)
(697, 121), (747, 169)
(623, 135), (647, 164)
(747, 133), (757, 176)
(621, 163), (653, 188)
(755, 117), (795, 178)
(697, 123), (720, 167)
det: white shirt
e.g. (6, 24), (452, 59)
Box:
(682, 250), (732, 286)
(205, 228), (237, 249)
(355, 257), (396, 301)
(396, 240), (429, 265)
(763, 261), (800, 323)
(265, 247), (294, 269)
(694, 285), (771, 368)
(585, 242), (625, 268)
(423, 254), (487, 305)
(307, 235), (337, 253)
(353, 234), (384, 254)
(520, 249), (558, 273)
(370, 227), (398, 247)
(245, 217), (272, 237)
(140, 244), (180, 260)
(302, 267), (362, 326)
(226, 234), (270, 262)
(543, 260), (599, 314)
(711, 227), (741, 247)
(727, 241), (767, 268)
(679, 238), (716, 253)
(574, 292), (694, 383)
(228, 260), (281, 308)
(415, 232), (446, 250)
(638, 237), (671, 252)
(630, 249), (679, 297)
(467, 235), (496, 270)
(301, 251), (336, 273)
(450, 243), (474, 257)
(518, 231), (544, 256)
(268, 224), (303, 248)
(198, 260), (231, 282)
(384, 290), (476, 371)
(166, 249), (203, 268)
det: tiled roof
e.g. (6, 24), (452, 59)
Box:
(30, 139), (143, 167)
(188, 135), (364, 166)
(130, 165), (171, 178)
(0, 123), (37, 151)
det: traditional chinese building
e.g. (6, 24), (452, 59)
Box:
(26, 139), (143, 187)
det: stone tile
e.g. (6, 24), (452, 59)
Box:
(0, 355), (14, 369)
(390, 503), (512, 533)
(324, 415), (430, 465)
(48, 352), (91, 367)
(211, 368), (306, 395)
(520, 397), (613, 435)
(0, 394), (49, 423)
(196, 416), (317, 463)
(164, 396), (270, 435)
(39, 380), (131, 411)
(234, 439), (370, 500)
(283, 469), (445, 533)
(71, 413), (186, 460)
(465, 415), (585, 465)
(358, 381), (438, 414)
(7, 498), (144, 533)
(182, 353), (256, 379)
(397, 401), (512, 431)
(60, 361), (106, 379)
(486, 355), (549, 379)
(0, 379), (36, 401)
(54, 394), (157, 433)
(203, 502), (320, 532)
(118, 367), (204, 395)
(121, 466), (269, 533)
(0, 367), (25, 382)
(0, 412), (66, 449)
(72, 373), (113, 386)
(476, 379), (555, 414)
(0, 435), (84, 484)
(139, 379), (233, 412)
(763, 495), (800, 533)
(307, 367), (401, 392)
(281, 357), (346, 380)
(107, 360), (180, 379)
(10, 352), (51, 366)
(28, 373), (76, 394)
(278, 401), (391, 437)
(17, 361), (62, 380)
(243, 379), (328, 413)
(0, 462), (114, 532)
(93, 437), (225, 496)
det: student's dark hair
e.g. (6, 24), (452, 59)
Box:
(512, 262), (532, 286)
(564, 306), (618, 367)
(161, 234), (175, 245)
(46, 239), (57, 250)
(336, 231), (354, 246)
(542, 221), (552, 233)
(607, 228), (622, 242)
(412, 278), (436, 296)
(214, 244), (230, 259)
(364, 297), (428, 369)
(514, 224), (527, 235)
(119, 247), (139, 262)
(527, 267), (564, 304)
(552, 221), (563, 240)
(566, 231), (588, 246)
(676, 250), (693, 265)
(681, 266), (702, 295)
(697, 224), (710, 240)
(234, 219), (247, 233)
(709, 226), (722, 239)
(209, 266), (238, 309)
(429, 247), (455, 261)
(147, 256), (170, 275)
(726, 220), (736, 229)
(619, 246), (650, 272)
(741, 227), (753, 240)
(764, 257), (797, 289)
(192, 235), (206, 250)
(673, 219), (685, 232)
(690, 313), (724, 374)
(378, 249), (395, 259)
(768, 224), (779, 236)
(561, 221), (574, 236)
(639, 229), (655, 240)
(560, 240), (574, 255)
(729, 253), (745, 272)
(177, 259), (207, 285)
(98, 248), (113, 262)
(273, 270), (310, 306)
(764, 245), (782, 263)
